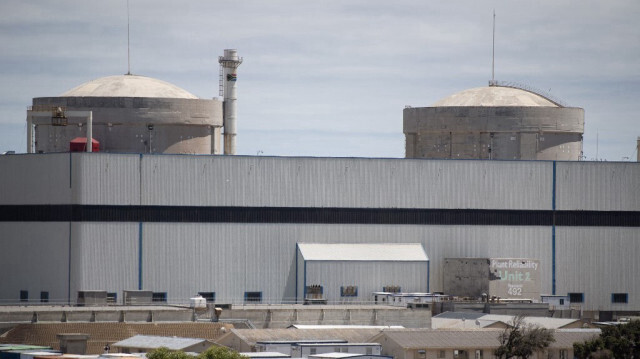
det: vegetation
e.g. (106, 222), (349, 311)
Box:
(147, 346), (247, 359)
(574, 320), (640, 359)
(495, 315), (555, 359)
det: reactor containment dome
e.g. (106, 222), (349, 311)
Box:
(403, 85), (585, 160)
(27, 74), (223, 154)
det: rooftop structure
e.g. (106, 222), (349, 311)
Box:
(404, 85), (584, 160)
(26, 50), (243, 156)
(60, 75), (198, 99)
(111, 335), (213, 353)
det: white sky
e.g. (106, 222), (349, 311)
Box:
(1, 0), (638, 160)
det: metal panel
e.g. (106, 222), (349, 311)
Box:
(298, 243), (428, 261)
(140, 155), (552, 210)
(0, 153), (71, 204)
(70, 222), (138, 297)
(6, 219), (635, 311)
(556, 162), (640, 211)
(138, 223), (551, 305)
(142, 223), (301, 304)
(0, 222), (70, 303)
(555, 227), (640, 311)
(72, 153), (140, 205)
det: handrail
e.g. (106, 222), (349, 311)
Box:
(489, 80), (569, 107)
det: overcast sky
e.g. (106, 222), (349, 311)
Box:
(1, 1), (638, 160)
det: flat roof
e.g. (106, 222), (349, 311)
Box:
(297, 243), (428, 261)
(239, 353), (290, 358)
(112, 335), (208, 350)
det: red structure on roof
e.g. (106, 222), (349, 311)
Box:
(70, 137), (100, 152)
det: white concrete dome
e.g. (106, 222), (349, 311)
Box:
(60, 75), (198, 99)
(433, 86), (558, 107)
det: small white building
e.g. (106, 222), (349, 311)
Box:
(541, 295), (571, 310)
(296, 243), (429, 303)
(291, 343), (382, 358)
(256, 341), (347, 356)
(309, 353), (392, 359)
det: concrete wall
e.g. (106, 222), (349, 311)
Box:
(31, 97), (222, 155)
(403, 106), (584, 160)
(219, 306), (431, 329)
(443, 258), (541, 300)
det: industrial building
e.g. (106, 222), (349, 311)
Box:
(404, 84), (584, 160)
(0, 153), (638, 314)
(1, 50), (639, 319)
(27, 49), (242, 155)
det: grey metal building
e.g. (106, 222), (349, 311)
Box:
(0, 153), (638, 313)
(296, 243), (429, 303)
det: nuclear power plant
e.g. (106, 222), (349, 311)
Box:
(26, 49), (243, 155)
(1, 49), (639, 321)
(404, 83), (585, 160)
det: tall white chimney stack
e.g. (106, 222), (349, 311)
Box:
(218, 49), (243, 155)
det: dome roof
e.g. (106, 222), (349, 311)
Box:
(432, 86), (558, 107)
(60, 75), (198, 99)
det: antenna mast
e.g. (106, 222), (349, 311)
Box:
(490, 10), (496, 86)
(127, 0), (131, 75)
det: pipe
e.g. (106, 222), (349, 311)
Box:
(218, 49), (243, 155)
(87, 111), (92, 153)
(27, 112), (33, 153)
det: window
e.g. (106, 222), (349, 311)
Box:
(20, 290), (28, 302)
(417, 350), (426, 359)
(438, 350), (446, 359)
(244, 292), (262, 303)
(198, 292), (216, 303)
(559, 350), (568, 359)
(559, 299), (564, 305)
(568, 292), (584, 303)
(475, 350), (483, 359)
(612, 293), (628, 304)
(107, 292), (117, 304)
(340, 286), (358, 297)
(152, 292), (167, 303)
(40, 291), (49, 303)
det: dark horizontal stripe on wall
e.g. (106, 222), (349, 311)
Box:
(0, 205), (638, 227)
(555, 211), (640, 227)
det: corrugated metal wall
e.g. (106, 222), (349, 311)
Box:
(556, 162), (640, 210)
(140, 155), (552, 209)
(133, 223), (551, 304)
(0, 222), (70, 303)
(70, 222), (139, 295)
(6, 154), (640, 211)
(0, 154), (71, 204)
(555, 227), (640, 310)
(1, 154), (639, 310)
(72, 154), (140, 205)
